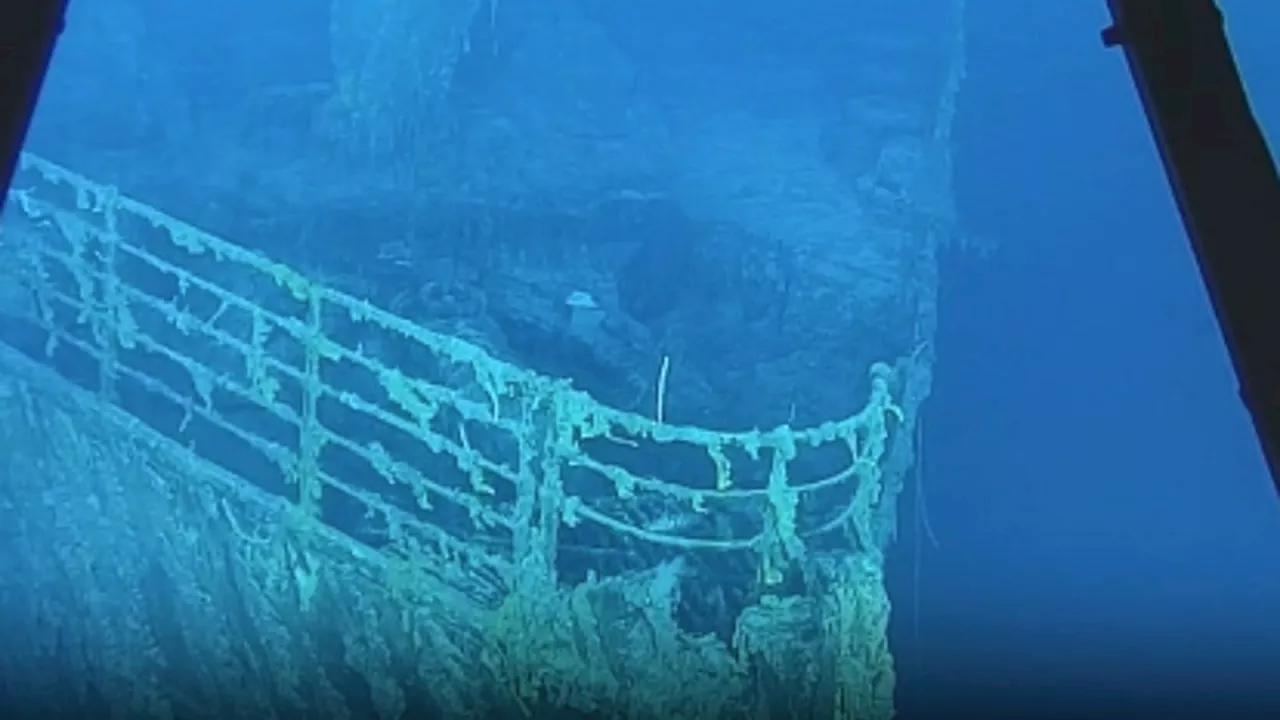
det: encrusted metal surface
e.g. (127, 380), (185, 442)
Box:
(0, 154), (916, 719)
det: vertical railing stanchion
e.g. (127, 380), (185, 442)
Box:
(296, 287), (325, 516)
(95, 193), (122, 401)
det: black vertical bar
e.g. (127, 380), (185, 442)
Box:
(1104, 0), (1280, 493)
(0, 0), (69, 214)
